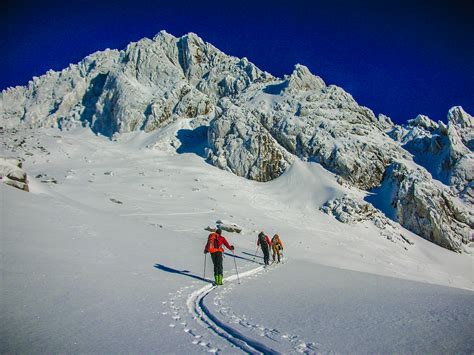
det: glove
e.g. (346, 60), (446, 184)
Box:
(204, 250), (208, 254)
(230, 245), (235, 251)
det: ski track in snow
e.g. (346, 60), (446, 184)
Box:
(162, 256), (318, 354)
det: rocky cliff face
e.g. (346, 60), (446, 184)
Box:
(367, 162), (473, 251)
(206, 98), (293, 182)
(389, 107), (473, 205)
(1, 31), (472, 252)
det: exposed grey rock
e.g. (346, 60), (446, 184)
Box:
(375, 162), (473, 252)
(241, 68), (405, 190)
(407, 114), (439, 131)
(0, 156), (29, 191)
(283, 64), (326, 93)
(216, 220), (243, 233)
(321, 195), (414, 247)
(40, 177), (58, 184)
(377, 114), (394, 131)
(393, 108), (473, 204)
(109, 198), (123, 204)
(205, 220), (242, 233)
(206, 98), (293, 182)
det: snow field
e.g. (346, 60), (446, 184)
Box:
(1, 127), (473, 353)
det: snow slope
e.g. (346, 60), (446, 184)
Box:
(1, 127), (473, 353)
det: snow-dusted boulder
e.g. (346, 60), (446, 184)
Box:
(216, 220), (243, 233)
(321, 195), (413, 247)
(204, 221), (242, 234)
(322, 195), (388, 224)
(0, 157), (29, 191)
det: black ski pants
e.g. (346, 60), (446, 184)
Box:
(261, 244), (270, 265)
(211, 252), (223, 276)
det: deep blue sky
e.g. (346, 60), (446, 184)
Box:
(2, 0), (473, 124)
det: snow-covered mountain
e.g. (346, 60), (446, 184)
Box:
(1, 31), (472, 252)
(1, 31), (473, 353)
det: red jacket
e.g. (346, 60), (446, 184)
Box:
(257, 234), (271, 247)
(204, 233), (232, 253)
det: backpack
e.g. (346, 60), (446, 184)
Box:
(208, 233), (223, 253)
(272, 236), (282, 249)
(259, 234), (269, 248)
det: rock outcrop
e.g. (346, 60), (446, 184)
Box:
(390, 107), (473, 205)
(321, 195), (414, 247)
(206, 98), (293, 181)
(0, 157), (29, 191)
(367, 162), (473, 252)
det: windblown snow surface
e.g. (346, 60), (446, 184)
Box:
(1, 127), (473, 353)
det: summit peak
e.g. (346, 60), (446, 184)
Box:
(285, 63), (325, 92)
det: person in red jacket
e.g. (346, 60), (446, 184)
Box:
(204, 228), (234, 285)
(257, 232), (272, 266)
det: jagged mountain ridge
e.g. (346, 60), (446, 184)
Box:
(1, 31), (472, 252)
(1, 31), (270, 134)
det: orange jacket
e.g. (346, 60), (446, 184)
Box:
(272, 235), (283, 249)
(204, 233), (232, 254)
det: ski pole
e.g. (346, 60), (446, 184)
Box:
(204, 253), (207, 278)
(232, 250), (240, 284)
(253, 245), (259, 259)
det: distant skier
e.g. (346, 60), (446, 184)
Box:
(271, 234), (284, 263)
(204, 228), (234, 285)
(257, 232), (272, 266)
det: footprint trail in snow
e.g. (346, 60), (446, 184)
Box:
(162, 255), (319, 354)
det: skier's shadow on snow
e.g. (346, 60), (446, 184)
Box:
(225, 252), (264, 265)
(154, 264), (211, 283)
(241, 251), (264, 260)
